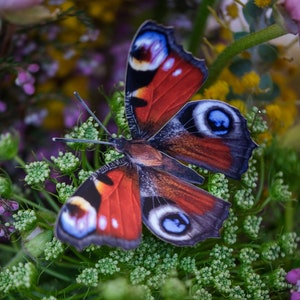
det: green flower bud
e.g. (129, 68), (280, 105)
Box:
(160, 277), (187, 300)
(13, 209), (37, 232)
(101, 278), (130, 300)
(0, 131), (19, 161)
(65, 117), (99, 151)
(44, 237), (65, 260)
(0, 175), (12, 198)
(76, 268), (98, 287)
(51, 151), (80, 174)
(24, 161), (50, 187)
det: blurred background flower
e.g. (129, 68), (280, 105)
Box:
(0, 1), (300, 298)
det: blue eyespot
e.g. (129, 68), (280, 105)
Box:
(162, 212), (190, 234)
(207, 109), (231, 136)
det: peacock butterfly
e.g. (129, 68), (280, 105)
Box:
(54, 21), (257, 250)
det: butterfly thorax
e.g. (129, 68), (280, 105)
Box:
(111, 137), (163, 167)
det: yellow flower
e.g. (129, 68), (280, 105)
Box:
(265, 103), (281, 122)
(265, 101), (296, 135)
(62, 76), (89, 99)
(203, 80), (230, 101)
(241, 71), (260, 92)
(254, 0), (272, 8)
(219, 69), (244, 95)
(220, 27), (233, 42)
(87, 0), (122, 23)
(43, 100), (65, 130)
(48, 47), (78, 78)
(215, 43), (227, 54)
(226, 3), (239, 19)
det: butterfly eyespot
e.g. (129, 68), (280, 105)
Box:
(60, 196), (97, 238)
(129, 31), (168, 71)
(161, 212), (191, 234)
(206, 109), (232, 136)
(145, 203), (194, 242)
(188, 101), (241, 138)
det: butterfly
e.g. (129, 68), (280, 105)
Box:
(55, 20), (257, 251)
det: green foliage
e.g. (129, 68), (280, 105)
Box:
(0, 94), (299, 299)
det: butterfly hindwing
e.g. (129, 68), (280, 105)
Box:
(125, 20), (207, 139)
(150, 100), (257, 179)
(55, 158), (142, 250)
(139, 167), (230, 246)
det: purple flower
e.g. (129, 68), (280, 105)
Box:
(15, 64), (40, 95)
(0, 100), (7, 113)
(77, 53), (104, 76)
(15, 68), (35, 95)
(0, 198), (19, 242)
(278, 0), (300, 36)
(286, 268), (300, 300)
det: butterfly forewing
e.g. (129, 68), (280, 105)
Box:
(125, 21), (207, 139)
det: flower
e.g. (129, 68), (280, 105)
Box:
(278, 0), (300, 36)
(0, 198), (19, 242)
(0, 0), (42, 11)
(254, 0), (272, 8)
(286, 268), (300, 300)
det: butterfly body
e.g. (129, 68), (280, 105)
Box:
(55, 21), (257, 251)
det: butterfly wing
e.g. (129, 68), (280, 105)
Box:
(125, 21), (207, 139)
(139, 167), (230, 246)
(55, 158), (142, 250)
(149, 100), (257, 179)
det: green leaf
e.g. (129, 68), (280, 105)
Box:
(258, 44), (279, 63)
(229, 58), (253, 77)
(242, 0), (264, 32)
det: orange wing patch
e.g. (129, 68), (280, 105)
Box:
(94, 167), (141, 241)
(134, 53), (206, 136)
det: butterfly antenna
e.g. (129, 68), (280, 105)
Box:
(52, 136), (115, 146)
(73, 91), (112, 137)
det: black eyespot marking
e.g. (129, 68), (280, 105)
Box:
(131, 46), (151, 62)
(131, 97), (148, 107)
(206, 109), (232, 136)
(97, 173), (114, 186)
(161, 212), (191, 234)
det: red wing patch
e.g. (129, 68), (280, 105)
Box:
(55, 160), (142, 250)
(132, 52), (206, 136)
(163, 134), (233, 175)
(94, 167), (141, 242)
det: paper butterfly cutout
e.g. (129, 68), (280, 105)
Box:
(55, 21), (257, 250)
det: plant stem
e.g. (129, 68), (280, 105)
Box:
(13, 194), (52, 212)
(14, 155), (26, 168)
(188, 0), (217, 55)
(200, 23), (288, 91)
(284, 200), (294, 232)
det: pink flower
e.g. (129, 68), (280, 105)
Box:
(0, 198), (19, 242)
(278, 0), (300, 35)
(287, 268), (300, 285)
(0, 0), (42, 11)
(286, 268), (300, 300)
(15, 65), (39, 95)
